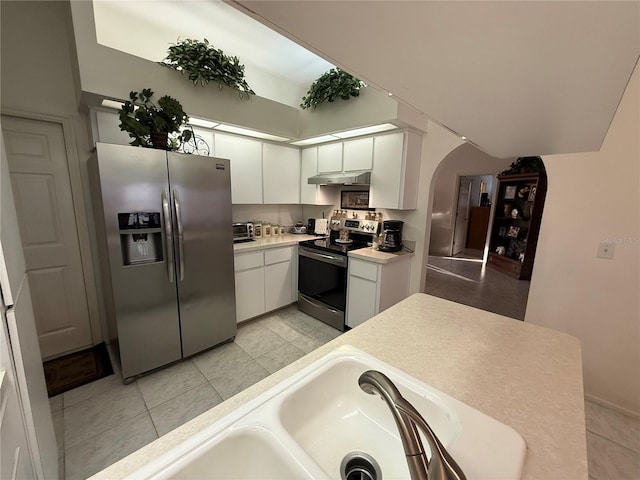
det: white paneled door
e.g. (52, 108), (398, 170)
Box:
(2, 116), (92, 358)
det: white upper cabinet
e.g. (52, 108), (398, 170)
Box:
(370, 131), (422, 210)
(262, 144), (300, 204)
(300, 147), (319, 205)
(300, 147), (335, 205)
(317, 143), (343, 173)
(342, 137), (373, 171)
(214, 133), (263, 204)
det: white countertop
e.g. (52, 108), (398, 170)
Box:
(233, 234), (319, 253)
(91, 293), (586, 480)
(348, 245), (414, 264)
(235, 235), (413, 266)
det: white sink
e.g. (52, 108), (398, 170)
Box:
(278, 356), (460, 478)
(129, 345), (526, 480)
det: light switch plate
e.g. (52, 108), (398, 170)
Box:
(597, 242), (615, 259)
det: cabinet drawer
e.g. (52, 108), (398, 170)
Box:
(234, 251), (264, 271)
(265, 246), (293, 265)
(350, 259), (379, 281)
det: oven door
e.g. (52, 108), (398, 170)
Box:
(298, 246), (348, 329)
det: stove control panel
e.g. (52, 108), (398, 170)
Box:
(330, 217), (379, 235)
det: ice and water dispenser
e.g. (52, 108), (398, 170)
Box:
(118, 212), (163, 265)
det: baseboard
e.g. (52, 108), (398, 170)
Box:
(585, 393), (640, 420)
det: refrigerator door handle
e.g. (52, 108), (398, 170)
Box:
(162, 191), (175, 283)
(173, 189), (185, 281)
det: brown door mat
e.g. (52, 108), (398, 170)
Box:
(43, 342), (114, 397)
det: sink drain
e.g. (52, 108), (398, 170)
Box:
(340, 451), (382, 480)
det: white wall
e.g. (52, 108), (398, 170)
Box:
(527, 63), (640, 416)
(1, 1), (77, 115)
(427, 144), (512, 256)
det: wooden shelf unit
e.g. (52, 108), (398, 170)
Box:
(487, 172), (547, 280)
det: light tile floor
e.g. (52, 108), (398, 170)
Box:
(50, 301), (640, 480)
(49, 305), (340, 480)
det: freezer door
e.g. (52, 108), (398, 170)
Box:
(168, 153), (237, 357)
(94, 143), (181, 379)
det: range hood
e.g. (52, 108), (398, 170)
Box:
(307, 171), (371, 185)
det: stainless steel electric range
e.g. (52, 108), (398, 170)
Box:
(297, 217), (379, 331)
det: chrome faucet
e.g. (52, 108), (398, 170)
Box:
(358, 370), (466, 480)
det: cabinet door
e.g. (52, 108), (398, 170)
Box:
(300, 147), (319, 204)
(214, 133), (262, 204)
(343, 137), (373, 171)
(234, 267), (265, 322)
(346, 275), (378, 328)
(370, 132), (404, 209)
(263, 144), (300, 204)
(265, 255), (293, 311)
(370, 131), (421, 210)
(317, 143), (343, 173)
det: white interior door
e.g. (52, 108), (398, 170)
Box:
(2, 116), (92, 358)
(452, 176), (472, 256)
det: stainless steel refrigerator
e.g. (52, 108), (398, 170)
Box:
(90, 142), (236, 382)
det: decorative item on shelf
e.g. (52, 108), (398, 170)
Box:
(507, 226), (520, 238)
(519, 253), (526, 262)
(503, 203), (512, 217)
(341, 190), (371, 210)
(300, 68), (366, 110)
(499, 226), (507, 237)
(511, 208), (519, 219)
(118, 89), (192, 150)
(179, 124), (210, 155)
(161, 38), (255, 100)
(528, 186), (537, 201)
(504, 186), (517, 200)
(496, 246), (506, 255)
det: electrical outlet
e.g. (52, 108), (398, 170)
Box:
(597, 242), (615, 259)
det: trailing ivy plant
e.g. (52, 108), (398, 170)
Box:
(118, 88), (192, 150)
(161, 38), (255, 100)
(300, 68), (365, 110)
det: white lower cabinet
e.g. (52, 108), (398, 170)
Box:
(264, 247), (294, 311)
(346, 256), (412, 328)
(234, 246), (296, 323)
(234, 251), (266, 323)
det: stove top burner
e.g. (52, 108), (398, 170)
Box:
(298, 237), (370, 256)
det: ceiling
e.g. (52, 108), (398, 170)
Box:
(231, 1), (640, 158)
(92, 1), (334, 108)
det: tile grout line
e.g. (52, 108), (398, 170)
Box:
(586, 428), (640, 456)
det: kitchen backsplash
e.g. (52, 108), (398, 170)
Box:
(232, 204), (334, 227)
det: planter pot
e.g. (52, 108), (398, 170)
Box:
(151, 132), (169, 150)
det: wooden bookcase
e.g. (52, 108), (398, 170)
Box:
(487, 172), (547, 280)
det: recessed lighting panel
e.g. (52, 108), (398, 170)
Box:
(188, 117), (219, 129)
(214, 124), (290, 142)
(333, 123), (398, 139)
(290, 135), (340, 146)
(101, 99), (124, 109)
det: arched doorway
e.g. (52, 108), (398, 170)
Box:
(422, 144), (546, 320)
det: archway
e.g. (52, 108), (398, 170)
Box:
(421, 144), (547, 320)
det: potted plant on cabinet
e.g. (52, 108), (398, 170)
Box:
(118, 88), (192, 150)
(161, 38), (255, 100)
(300, 68), (365, 110)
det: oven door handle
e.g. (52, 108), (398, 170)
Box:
(299, 247), (347, 267)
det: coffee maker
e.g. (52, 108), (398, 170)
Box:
(378, 220), (404, 252)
